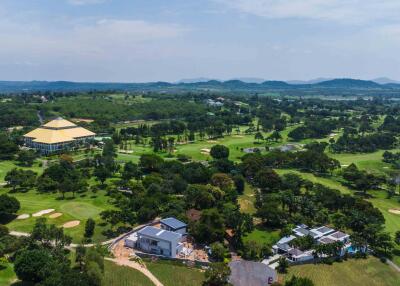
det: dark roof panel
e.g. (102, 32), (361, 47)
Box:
(138, 226), (182, 241)
(160, 217), (187, 229)
(331, 231), (347, 239)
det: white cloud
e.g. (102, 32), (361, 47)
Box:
(67, 0), (106, 5)
(75, 19), (187, 43)
(215, 0), (400, 24)
(0, 16), (189, 65)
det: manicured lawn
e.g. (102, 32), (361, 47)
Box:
(0, 160), (43, 183)
(0, 188), (115, 243)
(0, 263), (17, 286)
(276, 169), (352, 195)
(144, 260), (205, 286)
(103, 261), (154, 286)
(367, 191), (400, 236)
(328, 149), (398, 174)
(282, 257), (400, 286)
(243, 227), (280, 246)
(174, 134), (263, 162)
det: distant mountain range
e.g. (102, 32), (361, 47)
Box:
(371, 77), (400, 85)
(1, 78), (400, 93)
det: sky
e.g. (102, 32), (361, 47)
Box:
(0, 0), (400, 82)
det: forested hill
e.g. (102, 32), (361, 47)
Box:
(0, 78), (399, 93)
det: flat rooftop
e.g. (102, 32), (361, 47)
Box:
(160, 217), (187, 229)
(138, 226), (182, 242)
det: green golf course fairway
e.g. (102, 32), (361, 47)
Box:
(0, 188), (114, 243)
(0, 160), (43, 183)
(283, 257), (400, 286)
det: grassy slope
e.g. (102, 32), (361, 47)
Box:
(0, 188), (114, 243)
(0, 263), (16, 286)
(283, 257), (400, 286)
(0, 161), (43, 183)
(328, 149), (397, 174)
(368, 191), (400, 236)
(103, 261), (154, 286)
(145, 260), (204, 286)
(276, 169), (352, 195)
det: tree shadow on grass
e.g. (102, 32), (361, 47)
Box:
(0, 213), (17, 224)
(353, 191), (373, 198)
(11, 282), (34, 286)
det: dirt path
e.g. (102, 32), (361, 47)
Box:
(387, 259), (400, 273)
(105, 257), (163, 286)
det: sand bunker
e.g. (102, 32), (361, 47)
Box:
(388, 209), (400, 215)
(17, 214), (30, 220)
(233, 135), (244, 138)
(32, 209), (55, 217)
(63, 220), (80, 228)
(201, 148), (211, 152)
(207, 140), (218, 143)
(49, 212), (63, 219)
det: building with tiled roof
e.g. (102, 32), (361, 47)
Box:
(23, 117), (95, 154)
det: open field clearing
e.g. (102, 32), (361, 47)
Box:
(238, 183), (257, 214)
(282, 257), (400, 286)
(144, 260), (205, 286)
(243, 227), (280, 245)
(103, 260), (154, 286)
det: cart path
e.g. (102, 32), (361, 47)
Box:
(105, 257), (163, 286)
(387, 259), (400, 273)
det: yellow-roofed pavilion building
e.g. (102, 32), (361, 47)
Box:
(23, 117), (96, 154)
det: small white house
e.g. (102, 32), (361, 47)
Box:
(287, 249), (314, 262)
(272, 235), (296, 255)
(310, 226), (336, 239)
(124, 232), (138, 248)
(136, 226), (183, 258)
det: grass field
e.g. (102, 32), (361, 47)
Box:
(0, 188), (114, 243)
(144, 260), (205, 286)
(238, 183), (256, 214)
(103, 261), (154, 286)
(283, 257), (400, 286)
(367, 191), (400, 236)
(0, 160), (43, 183)
(0, 263), (16, 286)
(276, 169), (352, 194)
(243, 226), (280, 245)
(328, 149), (400, 174)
